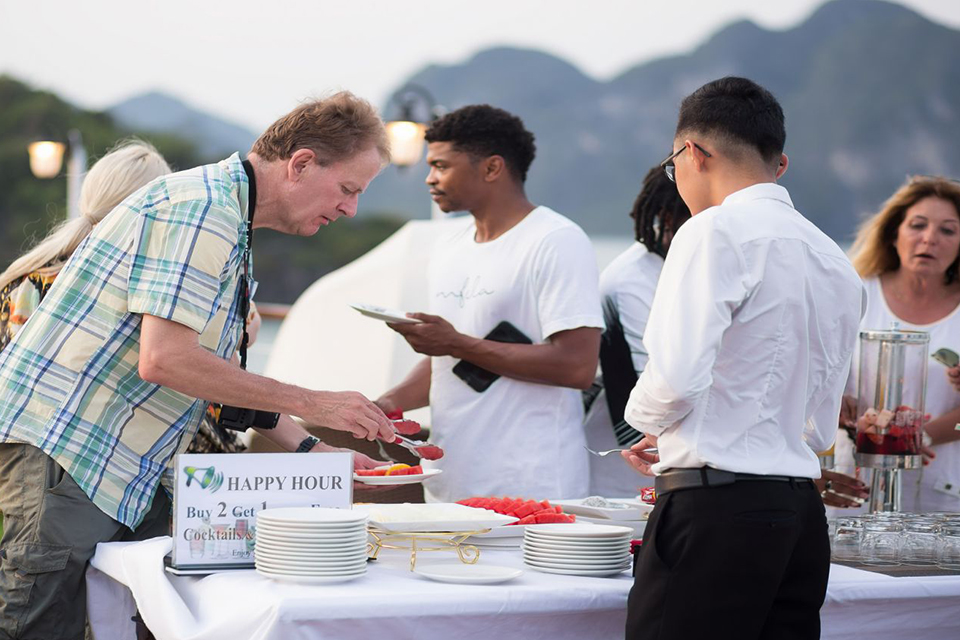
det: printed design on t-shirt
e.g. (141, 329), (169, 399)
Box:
(436, 276), (495, 308)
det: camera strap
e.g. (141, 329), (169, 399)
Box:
(214, 159), (279, 433)
(239, 159), (257, 370)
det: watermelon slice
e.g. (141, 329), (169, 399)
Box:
(534, 512), (576, 524)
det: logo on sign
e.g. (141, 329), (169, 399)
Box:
(183, 465), (224, 493)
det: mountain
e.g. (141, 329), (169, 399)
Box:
(109, 92), (257, 161)
(362, 0), (960, 242)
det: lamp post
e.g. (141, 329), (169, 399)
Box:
(27, 140), (65, 178)
(385, 84), (445, 220)
(27, 129), (87, 220)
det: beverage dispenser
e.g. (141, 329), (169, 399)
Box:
(855, 329), (928, 512)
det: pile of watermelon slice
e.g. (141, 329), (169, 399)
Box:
(457, 496), (576, 525)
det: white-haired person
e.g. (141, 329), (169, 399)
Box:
(0, 140), (171, 347)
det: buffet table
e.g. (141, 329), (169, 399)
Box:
(88, 536), (960, 640)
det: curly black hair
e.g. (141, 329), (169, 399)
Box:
(631, 166), (691, 258)
(424, 105), (536, 183)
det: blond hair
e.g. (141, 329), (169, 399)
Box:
(849, 176), (960, 284)
(0, 140), (170, 291)
(251, 91), (390, 166)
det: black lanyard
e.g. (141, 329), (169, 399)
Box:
(238, 159), (257, 370)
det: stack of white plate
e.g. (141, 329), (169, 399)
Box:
(522, 523), (633, 577)
(254, 507), (369, 584)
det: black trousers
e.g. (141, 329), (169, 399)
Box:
(626, 478), (829, 640)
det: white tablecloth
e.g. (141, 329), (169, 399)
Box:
(88, 537), (960, 640)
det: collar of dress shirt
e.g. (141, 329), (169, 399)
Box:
(720, 182), (793, 208)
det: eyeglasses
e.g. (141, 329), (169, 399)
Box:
(660, 143), (712, 182)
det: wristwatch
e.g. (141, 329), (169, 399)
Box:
(295, 435), (321, 453)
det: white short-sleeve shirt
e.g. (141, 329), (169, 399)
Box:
(425, 206), (604, 502)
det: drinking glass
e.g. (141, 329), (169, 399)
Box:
(832, 517), (863, 562)
(937, 523), (960, 570)
(861, 519), (902, 565)
(901, 519), (939, 566)
(235, 519), (249, 558)
(213, 524), (228, 559)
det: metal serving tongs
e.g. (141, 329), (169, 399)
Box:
(392, 434), (444, 460)
(375, 419), (445, 461)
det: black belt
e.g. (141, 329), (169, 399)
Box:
(655, 467), (815, 496)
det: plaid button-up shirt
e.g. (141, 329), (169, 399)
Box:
(0, 154), (252, 528)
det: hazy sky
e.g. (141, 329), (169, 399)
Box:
(2, 0), (958, 131)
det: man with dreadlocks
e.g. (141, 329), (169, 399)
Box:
(585, 167), (690, 496)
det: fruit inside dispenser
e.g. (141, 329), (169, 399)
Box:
(855, 329), (928, 462)
(855, 328), (928, 513)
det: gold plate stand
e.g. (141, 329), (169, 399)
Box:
(367, 527), (491, 571)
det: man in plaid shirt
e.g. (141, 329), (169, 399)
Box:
(0, 92), (397, 639)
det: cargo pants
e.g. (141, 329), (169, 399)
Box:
(0, 444), (170, 640)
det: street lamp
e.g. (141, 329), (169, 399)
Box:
(27, 141), (65, 178)
(385, 85), (445, 220)
(385, 84), (444, 168)
(27, 129), (87, 220)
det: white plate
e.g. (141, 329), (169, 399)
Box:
(256, 567), (367, 584)
(255, 529), (367, 541)
(254, 537), (367, 550)
(256, 521), (367, 534)
(524, 563), (630, 577)
(255, 539), (369, 553)
(256, 530), (368, 543)
(522, 547), (628, 561)
(353, 468), (443, 485)
(256, 558), (368, 572)
(254, 546), (368, 560)
(522, 544), (630, 558)
(253, 521), (367, 533)
(415, 563), (523, 585)
(255, 549), (367, 563)
(256, 557), (367, 571)
(524, 533), (632, 547)
(551, 498), (652, 521)
(254, 544), (368, 558)
(355, 503), (516, 532)
(525, 523), (635, 538)
(524, 563), (630, 575)
(257, 508), (368, 526)
(256, 564), (368, 577)
(522, 553), (630, 568)
(350, 303), (421, 324)
(524, 554), (630, 568)
(524, 529), (632, 541)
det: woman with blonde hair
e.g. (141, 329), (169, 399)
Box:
(842, 175), (960, 512)
(0, 140), (170, 348)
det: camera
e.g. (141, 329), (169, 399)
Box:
(216, 405), (280, 431)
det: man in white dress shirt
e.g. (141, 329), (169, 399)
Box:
(621, 77), (863, 639)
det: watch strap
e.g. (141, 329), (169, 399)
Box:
(296, 435), (321, 453)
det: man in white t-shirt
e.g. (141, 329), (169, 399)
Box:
(620, 77), (863, 639)
(376, 105), (603, 502)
